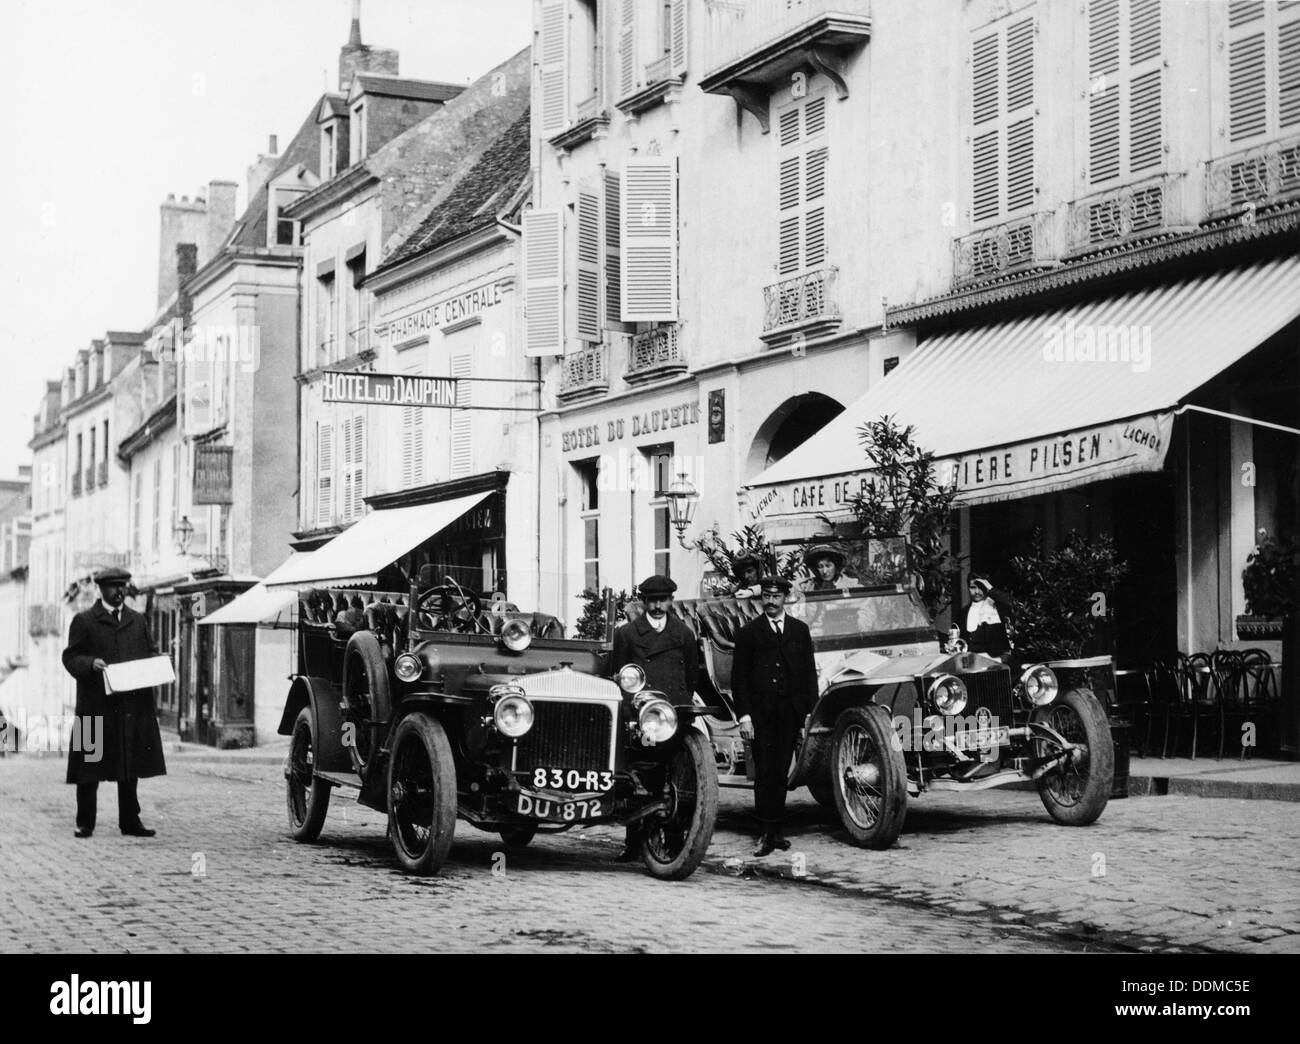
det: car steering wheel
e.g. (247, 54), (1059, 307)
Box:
(418, 578), (486, 633)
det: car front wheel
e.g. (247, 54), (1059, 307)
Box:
(830, 704), (907, 849)
(286, 706), (331, 842)
(387, 713), (457, 875)
(641, 730), (719, 881)
(1034, 688), (1113, 826)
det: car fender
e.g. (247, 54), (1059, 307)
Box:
(277, 675), (352, 773)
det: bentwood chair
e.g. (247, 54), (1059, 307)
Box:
(1114, 667), (1154, 756)
(1210, 649), (1246, 760)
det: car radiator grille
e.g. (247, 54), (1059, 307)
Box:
(514, 702), (614, 773)
(962, 670), (1016, 725)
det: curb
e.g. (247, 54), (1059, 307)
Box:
(1128, 773), (1300, 803)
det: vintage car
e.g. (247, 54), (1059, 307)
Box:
(278, 571), (718, 879)
(670, 584), (1115, 847)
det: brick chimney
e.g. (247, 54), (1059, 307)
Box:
(204, 180), (238, 261)
(176, 243), (198, 327)
(338, 0), (399, 91)
(157, 193), (206, 307)
(246, 134), (280, 212)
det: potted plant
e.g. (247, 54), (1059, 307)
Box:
(689, 524), (804, 592)
(574, 587), (631, 640)
(1238, 529), (1299, 639)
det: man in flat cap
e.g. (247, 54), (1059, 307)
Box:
(610, 574), (703, 860)
(62, 567), (166, 838)
(732, 575), (819, 856)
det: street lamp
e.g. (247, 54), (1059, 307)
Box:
(663, 472), (699, 549)
(173, 515), (194, 555)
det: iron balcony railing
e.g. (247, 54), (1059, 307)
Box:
(762, 266), (841, 337)
(1206, 133), (1300, 218)
(952, 212), (1055, 287)
(626, 324), (686, 381)
(559, 344), (609, 397)
(1065, 174), (1189, 255)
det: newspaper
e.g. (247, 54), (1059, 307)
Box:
(102, 656), (176, 694)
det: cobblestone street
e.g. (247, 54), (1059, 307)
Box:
(3, 754), (1296, 954)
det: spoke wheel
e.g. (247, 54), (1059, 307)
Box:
(387, 713), (457, 875)
(286, 706), (330, 842)
(830, 704), (907, 849)
(1034, 688), (1113, 826)
(641, 731), (719, 881)
(343, 631), (390, 781)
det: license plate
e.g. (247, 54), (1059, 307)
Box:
(529, 768), (615, 792)
(512, 792), (610, 823)
(953, 726), (1010, 752)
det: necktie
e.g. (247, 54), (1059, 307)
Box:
(772, 619), (782, 637)
(112, 609), (120, 624)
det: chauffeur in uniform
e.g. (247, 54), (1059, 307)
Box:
(62, 567), (166, 838)
(732, 576), (820, 856)
(610, 574), (702, 860)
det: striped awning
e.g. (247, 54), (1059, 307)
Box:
(745, 257), (1300, 531)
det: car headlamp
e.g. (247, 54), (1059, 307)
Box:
(490, 685), (534, 738)
(394, 652), (423, 683)
(927, 673), (968, 715)
(499, 618), (532, 653)
(1020, 664), (1059, 707)
(617, 664), (646, 694)
(637, 698), (678, 744)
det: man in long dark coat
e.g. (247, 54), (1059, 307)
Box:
(732, 575), (820, 856)
(609, 574), (702, 860)
(63, 567), (166, 838)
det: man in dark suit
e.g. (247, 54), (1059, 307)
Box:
(62, 567), (167, 838)
(609, 574), (702, 860)
(732, 575), (820, 856)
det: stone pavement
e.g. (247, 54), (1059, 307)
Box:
(0, 756), (1109, 954)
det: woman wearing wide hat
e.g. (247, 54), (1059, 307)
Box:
(799, 544), (858, 593)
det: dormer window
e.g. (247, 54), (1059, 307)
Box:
(350, 103), (366, 165)
(267, 164), (318, 248)
(321, 124), (337, 179)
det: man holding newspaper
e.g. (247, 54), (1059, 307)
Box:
(62, 567), (170, 838)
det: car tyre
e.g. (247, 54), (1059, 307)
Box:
(386, 713), (457, 875)
(830, 704), (907, 849)
(343, 631), (391, 781)
(286, 706), (331, 842)
(641, 731), (719, 881)
(806, 774), (837, 813)
(1034, 688), (1113, 826)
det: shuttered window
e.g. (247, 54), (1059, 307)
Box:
(1087, 0), (1163, 187)
(1227, 0), (1300, 144)
(576, 188), (602, 341)
(776, 95), (828, 276)
(670, 0), (687, 74)
(539, 0), (568, 136)
(400, 370), (425, 490)
(451, 355), (473, 478)
(338, 413), (365, 523)
(970, 16), (1036, 222)
(620, 157), (678, 322)
(604, 170), (622, 325)
(618, 0), (637, 98)
(523, 209), (564, 355)
(315, 421), (333, 526)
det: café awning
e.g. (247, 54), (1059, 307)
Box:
(265, 490), (493, 589)
(746, 256), (1300, 531)
(197, 551), (316, 626)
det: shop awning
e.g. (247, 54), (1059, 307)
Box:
(746, 256), (1300, 530)
(197, 551), (316, 626)
(264, 490), (494, 589)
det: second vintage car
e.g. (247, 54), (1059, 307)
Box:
(278, 569), (718, 879)
(672, 582), (1115, 848)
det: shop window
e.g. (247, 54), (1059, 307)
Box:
(644, 445), (672, 580)
(574, 458), (601, 592)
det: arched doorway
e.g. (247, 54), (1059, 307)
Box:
(744, 392), (846, 481)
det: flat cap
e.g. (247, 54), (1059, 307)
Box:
(638, 574), (677, 597)
(759, 574), (793, 593)
(93, 566), (132, 585)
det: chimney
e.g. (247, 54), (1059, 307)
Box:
(176, 244), (198, 328)
(338, 0), (399, 91)
(204, 179), (238, 261)
(246, 135), (281, 213)
(157, 193), (206, 306)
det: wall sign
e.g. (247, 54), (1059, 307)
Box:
(561, 398), (701, 454)
(380, 280), (506, 343)
(193, 445), (234, 505)
(323, 371), (459, 408)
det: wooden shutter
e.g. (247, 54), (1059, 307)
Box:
(451, 355), (473, 478)
(776, 97), (828, 275)
(621, 157), (678, 322)
(401, 387), (423, 489)
(1228, 1), (1300, 142)
(604, 169), (622, 325)
(576, 188), (601, 341)
(339, 416), (354, 521)
(970, 17), (1035, 220)
(316, 421), (333, 525)
(1089, 0), (1163, 185)
(540, 0), (568, 136)
(619, 0), (636, 98)
(523, 209), (563, 355)
(350, 413), (365, 519)
(670, 0), (687, 74)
